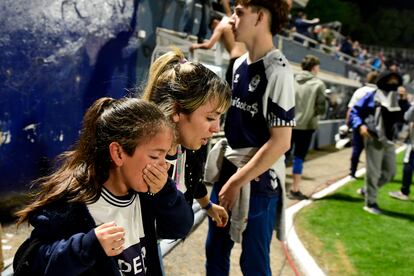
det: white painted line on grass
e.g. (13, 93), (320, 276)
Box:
(312, 172), (364, 200)
(285, 199), (325, 276)
(285, 145), (406, 276)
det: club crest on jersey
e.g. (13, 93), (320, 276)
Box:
(248, 75), (261, 92)
(234, 74), (240, 83)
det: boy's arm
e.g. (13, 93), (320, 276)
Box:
(315, 82), (327, 116)
(219, 127), (291, 210)
(190, 26), (224, 51)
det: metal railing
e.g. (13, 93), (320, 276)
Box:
(285, 31), (372, 73)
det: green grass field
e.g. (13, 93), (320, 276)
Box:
(295, 153), (414, 275)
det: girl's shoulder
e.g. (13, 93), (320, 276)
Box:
(29, 201), (93, 239)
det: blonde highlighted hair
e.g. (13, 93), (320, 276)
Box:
(143, 48), (231, 120)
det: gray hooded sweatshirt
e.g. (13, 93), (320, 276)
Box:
(294, 70), (327, 130)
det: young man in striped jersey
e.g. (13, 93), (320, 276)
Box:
(205, 0), (295, 275)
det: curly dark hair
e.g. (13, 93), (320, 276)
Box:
(235, 0), (290, 35)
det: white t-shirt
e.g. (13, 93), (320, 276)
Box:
(88, 187), (147, 275)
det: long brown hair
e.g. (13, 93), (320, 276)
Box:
(142, 48), (231, 120)
(17, 97), (170, 224)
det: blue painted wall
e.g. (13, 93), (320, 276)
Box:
(0, 0), (189, 193)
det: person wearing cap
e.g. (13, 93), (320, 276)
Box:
(345, 71), (379, 179)
(350, 70), (409, 215)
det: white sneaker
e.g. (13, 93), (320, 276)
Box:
(388, 191), (409, 201)
(363, 203), (382, 215)
(356, 188), (366, 197)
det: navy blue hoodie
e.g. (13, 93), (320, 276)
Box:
(13, 179), (193, 276)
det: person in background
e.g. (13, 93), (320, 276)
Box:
(371, 51), (385, 71)
(286, 55), (327, 200)
(183, 0), (212, 43)
(190, 14), (246, 85)
(205, 0), (295, 275)
(389, 93), (413, 201)
(142, 48), (231, 227)
(318, 26), (336, 54)
(13, 98), (194, 275)
(386, 61), (408, 140)
(350, 71), (409, 215)
(212, 0), (232, 16)
(346, 71), (379, 179)
(394, 86), (410, 139)
(339, 36), (354, 57)
(387, 59), (400, 73)
(357, 48), (369, 67)
(293, 11), (320, 39)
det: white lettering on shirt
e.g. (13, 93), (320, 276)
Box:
(231, 97), (259, 117)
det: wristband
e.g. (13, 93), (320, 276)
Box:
(202, 201), (213, 210)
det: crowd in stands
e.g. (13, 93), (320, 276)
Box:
(288, 13), (375, 68)
(174, 1), (414, 127)
(286, 10), (413, 85)
(182, 1), (414, 204)
(181, 2), (413, 88)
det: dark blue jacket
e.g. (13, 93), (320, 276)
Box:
(182, 147), (208, 205)
(13, 179), (194, 276)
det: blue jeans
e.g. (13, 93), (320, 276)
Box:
(206, 185), (279, 276)
(285, 129), (314, 173)
(350, 130), (364, 177)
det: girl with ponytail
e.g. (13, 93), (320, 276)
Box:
(142, 48), (231, 227)
(13, 97), (193, 276)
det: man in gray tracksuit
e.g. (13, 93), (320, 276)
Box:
(350, 70), (409, 214)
